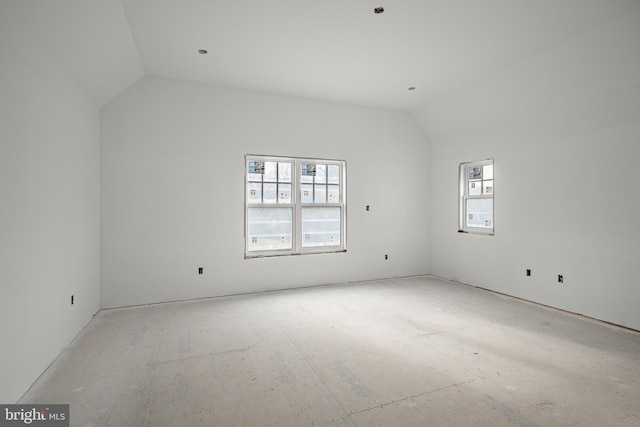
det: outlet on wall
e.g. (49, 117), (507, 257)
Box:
(558, 274), (564, 283)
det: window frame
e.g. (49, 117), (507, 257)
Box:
(459, 159), (494, 235)
(245, 155), (347, 258)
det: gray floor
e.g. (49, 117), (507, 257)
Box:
(20, 276), (640, 426)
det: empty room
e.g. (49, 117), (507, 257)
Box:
(1, 0), (639, 425)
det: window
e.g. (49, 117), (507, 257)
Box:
(245, 155), (346, 257)
(459, 159), (494, 235)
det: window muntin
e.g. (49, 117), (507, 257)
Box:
(459, 159), (494, 234)
(246, 160), (292, 204)
(246, 156), (346, 257)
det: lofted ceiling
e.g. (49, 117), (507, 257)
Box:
(5, 0), (639, 109)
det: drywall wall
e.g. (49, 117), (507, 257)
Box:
(414, 6), (640, 330)
(101, 76), (429, 308)
(0, 1), (101, 403)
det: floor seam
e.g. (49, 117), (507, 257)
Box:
(347, 376), (485, 416)
(149, 339), (295, 365)
(139, 304), (170, 427)
(272, 315), (358, 427)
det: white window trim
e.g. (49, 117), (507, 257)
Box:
(459, 158), (494, 235)
(245, 155), (347, 258)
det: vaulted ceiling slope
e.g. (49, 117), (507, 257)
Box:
(4, 0), (143, 107)
(5, 0), (640, 110)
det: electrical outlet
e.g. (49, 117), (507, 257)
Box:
(198, 267), (203, 275)
(558, 274), (563, 283)
(366, 205), (370, 211)
(385, 254), (388, 260)
(526, 269), (531, 277)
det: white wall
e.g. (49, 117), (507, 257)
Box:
(100, 76), (429, 308)
(0, 1), (101, 403)
(414, 6), (640, 330)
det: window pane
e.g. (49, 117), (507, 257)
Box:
(264, 161), (278, 182)
(315, 164), (326, 183)
(301, 163), (315, 183)
(279, 162), (291, 183)
(301, 207), (341, 247)
(483, 180), (493, 195)
(301, 184), (313, 203)
(247, 160), (264, 182)
(263, 183), (277, 204)
(247, 182), (262, 203)
(483, 164), (493, 180)
(466, 199), (493, 228)
(327, 164), (340, 184)
(278, 183), (291, 203)
(468, 166), (482, 181)
(314, 185), (326, 203)
(468, 181), (482, 196)
(247, 208), (292, 251)
(327, 185), (340, 203)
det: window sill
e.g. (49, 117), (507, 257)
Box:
(245, 249), (347, 259)
(458, 229), (494, 236)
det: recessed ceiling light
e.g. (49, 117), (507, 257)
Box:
(198, 49), (208, 55)
(374, 7), (384, 14)
(408, 87), (416, 91)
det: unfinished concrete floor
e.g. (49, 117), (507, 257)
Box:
(20, 276), (640, 426)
